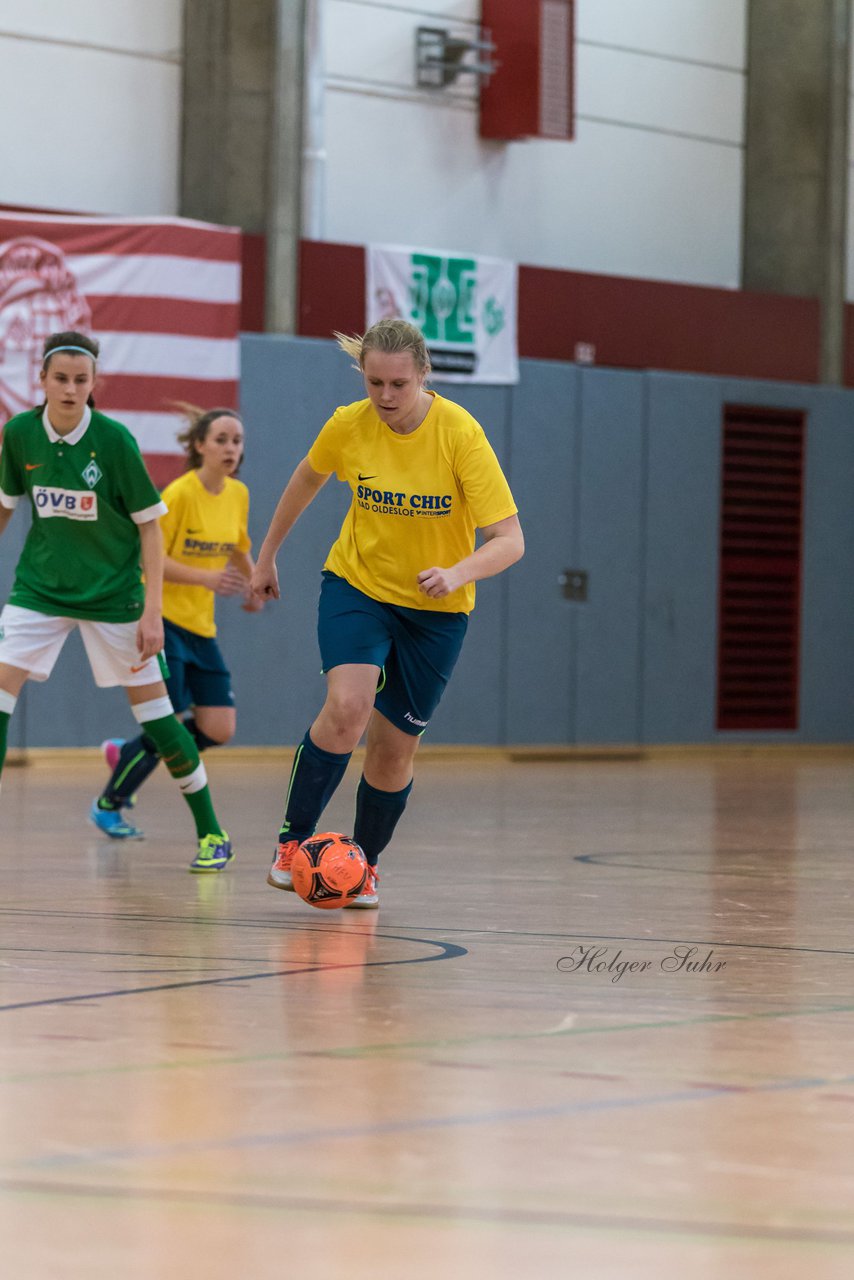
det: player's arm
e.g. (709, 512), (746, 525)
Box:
(417, 514), (525, 600)
(251, 457), (331, 600)
(228, 549), (266, 613)
(228, 548), (253, 578)
(164, 555), (245, 596)
(137, 518), (166, 660)
(0, 431), (24, 537)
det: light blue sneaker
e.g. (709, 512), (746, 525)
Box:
(89, 799), (144, 840)
(189, 832), (234, 873)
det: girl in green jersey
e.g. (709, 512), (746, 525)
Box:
(0, 330), (233, 872)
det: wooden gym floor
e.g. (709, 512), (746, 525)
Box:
(2, 749), (854, 1279)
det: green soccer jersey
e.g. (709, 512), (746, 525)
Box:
(0, 407), (167, 622)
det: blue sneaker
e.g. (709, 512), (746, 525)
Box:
(89, 799), (144, 840)
(190, 832), (234, 873)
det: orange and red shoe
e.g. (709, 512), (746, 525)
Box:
(267, 838), (299, 891)
(345, 862), (379, 910)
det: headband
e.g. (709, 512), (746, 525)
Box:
(43, 345), (97, 363)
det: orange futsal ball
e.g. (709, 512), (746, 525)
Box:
(291, 833), (368, 910)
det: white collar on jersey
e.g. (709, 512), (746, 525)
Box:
(42, 404), (92, 445)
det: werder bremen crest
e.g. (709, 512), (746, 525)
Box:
(82, 460), (102, 489)
(367, 244), (519, 383)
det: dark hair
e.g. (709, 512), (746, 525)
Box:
(174, 403), (244, 474)
(41, 330), (99, 408)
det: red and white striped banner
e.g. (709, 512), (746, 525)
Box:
(0, 211), (241, 486)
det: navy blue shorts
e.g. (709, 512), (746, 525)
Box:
(317, 572), (468, 736)
(163, 618), (234, 714)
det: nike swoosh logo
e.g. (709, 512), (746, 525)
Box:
(187, 528), (202, 534)
(25, 463), (44, 471)
(130, 663), (149, 673)
(358, 473), (376, 482)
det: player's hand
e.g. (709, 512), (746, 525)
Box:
(251, 559), (280, 600)
(241, 589), (265, 613)
(416, 566), (463, 599)
(210, 565), (248, 596)
(136, 610), (164, 661)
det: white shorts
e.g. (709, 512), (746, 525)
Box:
(0, 605), (165, 689)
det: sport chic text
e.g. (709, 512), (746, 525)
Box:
(556, 944), (727, 983)
(356, 485), (452, 517)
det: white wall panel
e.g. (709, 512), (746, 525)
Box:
(848, 0), (854, 296)
(319, 0), (746, 287)
(579, 43), (744, 144)
(578, 0), (746, 68)
(336, 0), (478, 20)
(510, 120), (742, 285)
(323, 90), (742, 286)
(847, 102), (854, 297)
(0, 37), (180, 214)
(0, 1), (181, 53)
(327, 0), (478, 96)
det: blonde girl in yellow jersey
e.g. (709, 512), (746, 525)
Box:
(252, 318), (524, 908)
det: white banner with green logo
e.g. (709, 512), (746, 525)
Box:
(366, 244), (518, 384)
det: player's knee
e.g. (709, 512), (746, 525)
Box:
(366, 736), (418, 780)
(324, 691), (373, 739)
(208, 727), (233, 746)
(188, 714), (235, 750)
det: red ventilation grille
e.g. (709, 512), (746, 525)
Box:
(716, 405), (805, 730)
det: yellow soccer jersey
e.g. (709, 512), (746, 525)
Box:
(160, 470), (251, 637)
(307, 392), (517, 613)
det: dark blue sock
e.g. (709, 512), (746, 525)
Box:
(184, 716), (220, 752)
(278, 730), (351, 843)
(100, 716), (221, 811)
(353, 775), (413, 867)
(100, 734), (160, 808)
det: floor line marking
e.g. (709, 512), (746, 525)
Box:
(15, 1070), (854, 1172)
(1, 1176), (853, 1246)
(0, 934), (467, 1013)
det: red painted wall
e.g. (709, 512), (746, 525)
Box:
(298, 239), (366, 340)
(239, 232), (267, 333)
(518, 267), (820, 382)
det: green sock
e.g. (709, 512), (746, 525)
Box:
(183, 787), (223, 841)
(0, 710), (10, 781)
(140, 713), (224, 840)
